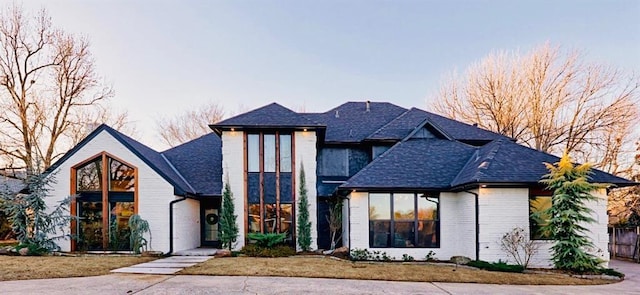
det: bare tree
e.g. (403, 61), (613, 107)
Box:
(0, 5), (122, 169)
(432, 43), (639, 170)
(156, 101), (225, 147)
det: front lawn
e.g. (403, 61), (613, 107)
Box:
(0, 256), (156, 281)
(179, 256), (614, 285)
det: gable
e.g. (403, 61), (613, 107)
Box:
(48, 125), (194, 196)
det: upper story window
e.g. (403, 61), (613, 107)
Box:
(247, 133), (292, 173)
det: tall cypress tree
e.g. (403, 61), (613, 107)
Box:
(219, 180), (238, 250)
(539, 153), (607, 272)
(297, 164), (312, 251)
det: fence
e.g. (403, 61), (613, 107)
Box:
(609, 226), (640, 261)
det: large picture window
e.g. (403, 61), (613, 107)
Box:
(72, 153), (137, 251)
(529, 195), (552, 240)
(369, 193), (439, 248)
(246, 132), (294, 243)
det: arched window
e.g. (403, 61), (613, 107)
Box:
(71, 152), (138, 251)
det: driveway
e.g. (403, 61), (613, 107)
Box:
(0, 259), (638, 294)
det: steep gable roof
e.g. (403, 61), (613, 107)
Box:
(48, 124), (196, 196)
(211, 103), (321, 130)
(162, 133), (222, 196)
(315, 102), (407, 143)
(451, 138), (635, 187)
(341, 138), (477, 190)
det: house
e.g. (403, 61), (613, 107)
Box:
(46, 101), (635, 267)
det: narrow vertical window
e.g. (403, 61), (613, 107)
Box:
(247, 134), (259, 172)
(279, 134), (291, 172)
(263, 134), (276, 172)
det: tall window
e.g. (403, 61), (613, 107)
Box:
(369, 193), (439, 248)
(529, 195), (552, 240)
(246, 132), (294, 243)
(72, 153), (137, 251)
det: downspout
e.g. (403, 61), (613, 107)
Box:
(167, 195), (188, 256)
(465, 190), (480, 261)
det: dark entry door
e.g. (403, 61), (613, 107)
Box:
(201, 198), (221, 248)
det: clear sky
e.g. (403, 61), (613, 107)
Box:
(11, 0), (640, 150)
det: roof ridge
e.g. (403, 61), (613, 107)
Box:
(367, 108), (413, 139)
(471, 139), (504, 181)
(160, 153), (196, 193)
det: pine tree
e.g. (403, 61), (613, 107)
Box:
(539, 153), (607, 272)
(219, 180), (238, 250)
(297, 164), (312, 252)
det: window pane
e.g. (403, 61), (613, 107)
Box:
(264, 134), (276, 172)
(247, 134), (259, 172)
(370, 221), (390, 247)
(78, 201), (103, 251)
(394, 221), (415, 247)
(417, 220), (438, 247)
(109, 158), (135, 192)
(530, 196), (552, 239)
(248, 204), (261, 233)
(264, 203), (277, 233)
(369, 193), (390, 220)
(77, 158), (102, 191)
(109, 202), (134, 250)
(394, 193), (415, 220)
(279, 134), (291, 172)
(418, 195), (438, 220)
(280, 204), (293, 242)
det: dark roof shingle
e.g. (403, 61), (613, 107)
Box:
(315, 102), (407, 143)
(212, 103), (321, 129)
(341, 138), (477, 190)
(162, 133), (222, 196)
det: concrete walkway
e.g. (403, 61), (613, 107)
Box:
(111, 248), (217, 274)
(0, 259), (638, 294)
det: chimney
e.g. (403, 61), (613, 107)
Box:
(365, 101), (371, 112)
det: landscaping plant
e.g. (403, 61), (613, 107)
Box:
(247, 232), (286, 248)
(297, 164), (312, 251)
(219, 179), (239, 250)
(128, 214), (151, 254)
(0, 170), (72, 254)
(538, 153), (607, 272)
(327, 198), (343, 250)
(500, 227), (539, 268)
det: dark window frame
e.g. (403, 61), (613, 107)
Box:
(245, 131), (295, 243)
(529, 194), (553, 240)
(368, 192), (440, 248)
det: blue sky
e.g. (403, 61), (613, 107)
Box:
(12, 0), (640, 149)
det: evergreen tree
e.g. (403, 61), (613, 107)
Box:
(538, 153), (607, 272)
(219, 180), (238, 250)
(297, 164), (312, 251)
(0, 170), (71, 254)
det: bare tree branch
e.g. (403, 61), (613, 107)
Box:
(156, 101), (225, 147)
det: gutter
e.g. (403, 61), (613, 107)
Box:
(167, 193), (199, 256)
(464, 190), (480, 261)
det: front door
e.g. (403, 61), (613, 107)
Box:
(201, 198), (221, 248)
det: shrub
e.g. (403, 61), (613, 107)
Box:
(219, 180), (239, 251)
(241, 244), (296, 257)
(500, 227), (539, 268)
(402, 254), (414, 262)
(247, 233), (286, 248)
(349, 248), (392, 261)
(14, 242), (48, 256)
(467, 260), (525, 273)
(425, 250), (436, 261)
(128, 214), (151, 254)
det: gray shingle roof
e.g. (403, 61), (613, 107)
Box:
(162, 133), (222, 196)
(212, 103), (321, 129)
(451, 138), (634, 187)
(315, 102), (408, 143)
(367, 107), (507, 143)
(341, 138), (477, 190)
(0, 176), (25, 194)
